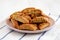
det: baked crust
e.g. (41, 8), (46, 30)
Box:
(9, 7), (51, 31)
(38, 23), (50, 30)
(19, 24), (37, 31)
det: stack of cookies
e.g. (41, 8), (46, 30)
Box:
(9, 7), (51, 31)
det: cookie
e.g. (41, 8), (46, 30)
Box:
(19, 24), (37, 31)
(31, 16), (50, 23)
(38, 23), (50, 30)
(11, 19), (19, 29)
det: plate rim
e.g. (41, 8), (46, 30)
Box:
(6, 17), (55, 33)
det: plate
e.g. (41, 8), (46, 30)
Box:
(6, 17), (55, 33)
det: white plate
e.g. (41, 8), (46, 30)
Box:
(6, 17), (55, 33)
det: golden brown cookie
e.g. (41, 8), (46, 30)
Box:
(21, 8), (42, 18)
(32, 9), (42, 17)
(21, 7), (35, 13)
(23, 15), (31, 21)
(31, 16), (50, 23)
(19, 24), (37, 31)
(13, 15), (29, 23)
(11, 19), (19, 29)
(10, 12), (22, 17)
(38, 23), (50, 30)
